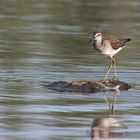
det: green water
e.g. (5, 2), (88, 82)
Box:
(0, 0), (140, 140)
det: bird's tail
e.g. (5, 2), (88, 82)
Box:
(124, 38), (131, 42)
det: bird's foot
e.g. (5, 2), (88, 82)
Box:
(112, 75), (119, 81)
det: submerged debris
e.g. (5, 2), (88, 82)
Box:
(44, 79), (131, 93)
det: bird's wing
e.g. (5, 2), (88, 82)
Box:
(103, 36), (130, 50)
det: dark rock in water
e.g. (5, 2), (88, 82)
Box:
(45, 79), (131, 93)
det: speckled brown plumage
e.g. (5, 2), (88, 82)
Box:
(103, 37), (131, 50)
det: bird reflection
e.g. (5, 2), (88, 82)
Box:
(103, 92), (117, 116)
(91, 117), (124, 139)
(91, 93), (126, 139)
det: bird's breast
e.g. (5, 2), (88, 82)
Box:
(93, 40), (103, 53)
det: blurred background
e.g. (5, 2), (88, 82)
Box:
(0, 0), (140, 140)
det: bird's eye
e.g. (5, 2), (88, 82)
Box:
(94, 34), (100, 38)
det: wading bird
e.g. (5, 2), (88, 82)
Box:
(89, 32), (131, 81)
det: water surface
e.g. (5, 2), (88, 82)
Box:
(0, 0), (140, 140)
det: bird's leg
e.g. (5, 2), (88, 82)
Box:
(112, 57), (119, 80)
(103, 58), (112, 81)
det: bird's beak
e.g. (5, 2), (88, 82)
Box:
(88, 39), (92, 44)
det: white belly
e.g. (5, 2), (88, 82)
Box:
(102, 46), (124, 57)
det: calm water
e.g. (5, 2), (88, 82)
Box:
(0, 0), (140, 140)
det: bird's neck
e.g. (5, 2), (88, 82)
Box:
(94, 37), (103, 48)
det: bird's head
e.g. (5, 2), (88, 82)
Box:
(88, 32), (102, 44)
